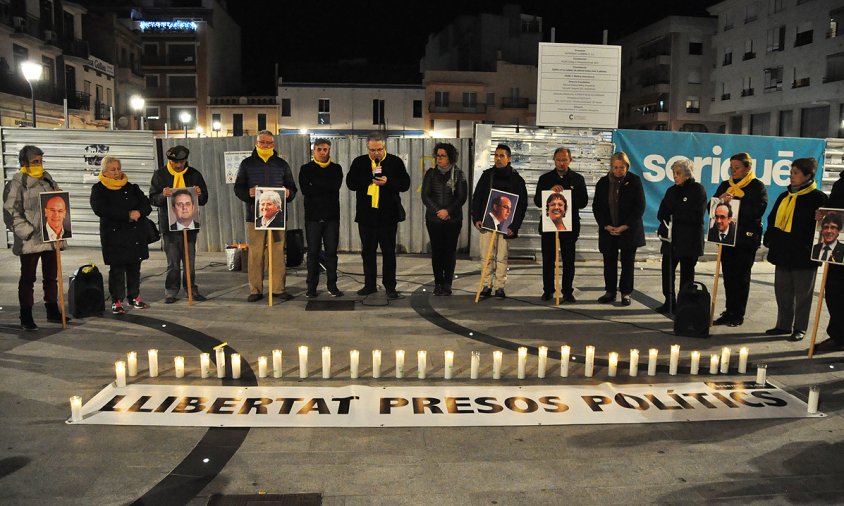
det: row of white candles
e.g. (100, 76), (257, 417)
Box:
(113, 345), (759, 384)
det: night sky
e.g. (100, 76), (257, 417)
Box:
(228, 1), (719, 93)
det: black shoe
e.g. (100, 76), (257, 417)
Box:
(597, 292), (616, 303)
(442, 285), (453, 296)
(788, 331), (805, 342)
(495, 288), (506, 299)
(19, 307), (38, 331)
(713, 312), (733, 325)
(620, 294), (632, 306)
(247, 293), (263, 302)
(540, 291), (552, 301)
(765, 327), (790, 335)
(165, 295), (177, 304)
(45, 302), (70, 323)
(562, 294), (576, 303)
(191, 293), (207, 302)
(386, 289), (400, 300)
(273, 292), (293, 301)
(433, 284), (444, 296)
(357, 286), (377, 296)
(306, 290), (318, 298)
(814, 339), (844, 353)
(727, 316), (744, 327)
(328, 287), (344, 297)
(479, 287), (492, 299)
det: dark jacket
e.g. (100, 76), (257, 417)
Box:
(234, 149), (297, 222)
(714, 178), (768, 249)
(657, 179), (707, 257)
(830, 170), (844, 208)
(708, 222), (737, 244)
(346, 152), (410, 225)
(764, 187), (827, 269)
(471, 165), (528, 238)
(533, 168), (588, 237)
(149, 165), (208, 236)
(593, 171), (646, 251)
(421, 166), (468, 223)
(813, 242), (844, 263)
(90, 181), (152, 266)
(299, 160), (344, 222)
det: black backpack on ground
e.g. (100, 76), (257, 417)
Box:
(68, 264), (105, 318)
(674, 281), (710, 338)
(285, 229), (304, 267)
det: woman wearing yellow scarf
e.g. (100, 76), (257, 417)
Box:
(712, 152), (768, 327)
(762, 158), (827, 342)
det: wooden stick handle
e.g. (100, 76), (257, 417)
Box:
(267, 229), (273, 307)
(56, 245), (66, 329)
(555, 231), (560, 306)
(808, 263), (829, 359)
(183, 229), (193, 305)
(709, 244), (723, 327)
(475, 231), (497, 303)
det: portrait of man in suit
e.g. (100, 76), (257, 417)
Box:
(167, 188), (200, 231)
(813, 212), (844, 264)
(255, 188), (286, 230)
(707, 200), (737, 246)
(481, 190), (518, 234)
(40, 192), (72, 242)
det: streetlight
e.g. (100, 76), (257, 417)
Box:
(179, 111), (191, 138)
(129, 95), (145, 130)
(212, 120), (221, 137)
(20, 61), (43, 127)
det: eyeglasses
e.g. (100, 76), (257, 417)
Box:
(174, 202), (193, 209)
(27, 160), (43, 166)
(435, 154), (449, 158)
(257, 140), (274, 146)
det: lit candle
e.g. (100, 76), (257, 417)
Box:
(560, 345), (571, 377)
(298, 346), (309, 379)
(148, 349), (159, 378)
(174, 356), (185, 378)
(69, 395), (83, 422)
(350, 349), (360, 379)
(537, 346), (548, 379)
(647, 348), (658, 376)
(444, 350), (454, 379)
(629, 349), (639, 376)
(669, 345), (680, 376)
(200, 352), (210, 378)
(807, 385), (820, 414)
(372, 349), (382, 379)
(690, 351), (700, 375)
(738, 347), (749, 374)
(517, 346), (527, 379)
(417, 350), (427, 379)
(115, 360), (126, 387)
(322, 346), (331, 379)
(216, 347), (226, 378)
(231, 353), (241, 379)
(470, 351), (480, 379)
(608, 352), (618, 377)
(756, 364), (767, 385)
(273, 349), (283, 378)
(127, 351), (138, 377)
(720, 347), (731, 374)
(585, 345), (595, 377)
(258, 356), (268, 378)
(395, 349), (405, 378)
(709, 354), (719, 374)
(492, 350), (503, 379)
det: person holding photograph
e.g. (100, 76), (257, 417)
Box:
(533, 147), (588, 302)
(255, 190), (284, 228)
(42, 194), (69, 240)
(815, 172), (844, 352)
(707, 202), (736, 244)
(149, 145), (208, 304)
(3, 145), (65, 330)
(812, 214), (843, 263)
(421, 142), (467, 296)
(471, 144), (528, 299)
(90, 156), (153, 315)
(592, 151), (645, 306)
(712, 152), (768, 327)
(655, 158), (707, 314)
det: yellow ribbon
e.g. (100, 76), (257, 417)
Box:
(774, 181), (817, 233)
(256, 146), (274, 163)
(167, 161), (186, 188)
(313, 157), (331, 168)
(20, 165), (44, 178)
(97, 172), (129, 190)
(725, 170), (755, 198)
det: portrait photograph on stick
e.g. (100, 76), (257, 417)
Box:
(254, 187), (287, 230)
(166, 187), (200, 231)
(812, 208), (844, 264)
(706, 197), (740, 247)
(540, 189), (572, 233)
(481, 189), (519, 234)
(40, 191), (71, 242)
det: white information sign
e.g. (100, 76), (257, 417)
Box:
(536, 42), (621, 129)
(223, 151), (252, 184)
(69, 381), (818, 427)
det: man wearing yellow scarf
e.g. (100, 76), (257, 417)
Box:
(346, 132), (411, 298)
(2, 145), (64, 330)
(712, 152), (768, 327)
(149, 145), (209, 304)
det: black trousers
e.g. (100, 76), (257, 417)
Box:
(602, 236), (636, 294)
(163, 231), (197, 297)
(19, 250), (58, 308)
(426, 219), (462, 286)
(358, 222), (398, 290)
(661, 254), (697, 301)
(305, 219), (340, 290)
(826, 264), (844, 344)
(721, 246), (757, 318)
(109, 261), (142, 302)
(540, 232), (576, 296)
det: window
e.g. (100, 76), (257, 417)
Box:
(462, 92), (477, 109)
(257, 113), (267, 132)
(168, 75), (196, 98)
(745, 3), (758, 22)
(825, 52), (844, 82)
(145, 106), (160, 119)
(143, 43), (159, 64)
(83, 80), (91, 96)
(233, 113), (243, 136)
(721, 82), (731, 100)
(486, 92), (495, 106)
(167, 43), (196, 65)
(106, 88), (112, 106)
(372, 99), (385, 125)
(767, 26), (785, 52)
(41, 56), (55, 88)
(145, 74), (159, 88)
(281, 98), (291, 117)
(792, 66), (810, 88)
(688, 67), (701, 84)
(212, 113), (221, 128)
(318, 98), (330, 125)
(12, 44), (28, 73)
(723, 12), (733, 31)
(741, 76), (754, 96)
(685, 96), (700, 113)
(412, 100), (422, 118)
(764, 66), (783, 92)
(434, 91), (449, 107)
(795, 22), (814, 46)
(779, 109), (793, 136)
(769, 0), (783, 14)
(168, 106), (196, 127)
(723, 47), (733, 66)
(689, 40), (703, 55)
(743, 39), (755, 60)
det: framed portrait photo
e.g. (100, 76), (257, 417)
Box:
(481, 189), (518, 234)
(167, 187), (200, 231)
(540, 189), (572, 233)
(40, 191), (71, 242)
(705, 197), (741, 247)
(255, 187), (287, 230)
(812, 208), (844, 264)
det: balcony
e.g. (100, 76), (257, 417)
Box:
(740, 88), (755, 97)
(742, 51), (756, 61)
(792, 77), (811, 88)
(721, 93), (731, 100)
(62, 39), (90, 60)
(428, 102), (487, 114)
(94, 101), (110, 121)
(501, 97), (529, 109)
(764, 82), (783, 93)
(67, 92), (91, 111)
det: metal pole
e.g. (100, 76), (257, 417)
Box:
(184, 123), (188, 138)
(139, 115), (144, 130)
(28, 81), (36, 127)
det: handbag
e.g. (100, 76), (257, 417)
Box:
(143, 216), (161, 244)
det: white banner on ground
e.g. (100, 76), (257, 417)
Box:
(69, 381), (818, 427)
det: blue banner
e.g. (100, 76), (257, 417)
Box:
(612, 130), (827, 234)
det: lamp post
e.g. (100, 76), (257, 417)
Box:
(212, 120), (221, 137)
(129, 95), (145, 130)
(20, 61), (43, 127)
(179, 111), (191, 138)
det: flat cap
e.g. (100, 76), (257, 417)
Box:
(166, 145), (189, 161)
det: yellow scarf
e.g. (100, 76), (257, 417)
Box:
(98, 173), (129, 190)
(725, 170), (755, 198)
(167, 161), (186, 188)
(313, 157), (331, 168)
(367, 154), (384, 209)
(257, 146), (274, 163)
(774, 181), (817, 233)
(20, 165), (44, 178)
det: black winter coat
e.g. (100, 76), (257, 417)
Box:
(593, 172), (646, 251)
(657, 179), (707, 258)
(421, 166), (467, 223)
(533, 168), (589, 237)
(90, 182), (152, 266)
(234, 149), (297, 222)
(470, 165), (528, 238)
(714, 178), (768, 249)
(764, 187), (827, 269)
(346, 153), (410, 225)
(299, 160), (344, 222)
